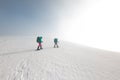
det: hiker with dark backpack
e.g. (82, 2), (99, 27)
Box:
(54, 38), (59, 48)
(36, 36), (43, 50)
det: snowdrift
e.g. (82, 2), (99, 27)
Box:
(0, 36), (120, 80)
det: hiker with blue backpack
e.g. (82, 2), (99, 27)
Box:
(54, 38), (59, 48)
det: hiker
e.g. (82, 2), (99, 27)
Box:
(54, 38), (59, 48)
(36, 36), (43, 50)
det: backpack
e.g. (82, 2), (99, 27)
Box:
(37, 37), (40, 43)
(54, 38), (58, 43)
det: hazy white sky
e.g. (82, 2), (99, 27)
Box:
(58, 0), (120, 52)
(1, 0), (120, 52)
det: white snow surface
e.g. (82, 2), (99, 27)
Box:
(0, 36), (120, 80)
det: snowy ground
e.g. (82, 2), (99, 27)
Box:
(0, 36), (120, 80)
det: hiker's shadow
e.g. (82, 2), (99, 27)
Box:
(0, 49), (35, 56)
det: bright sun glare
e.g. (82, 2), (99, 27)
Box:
(58, 0), (120, 52)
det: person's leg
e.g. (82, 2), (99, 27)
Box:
(37, 46), (39, 50)
(57, 45), (59, 48)
(39, 43), (43, 49)
(54, 42), (58, 48)
(56, 43), (59, 48)
(37, 43), (40, 50)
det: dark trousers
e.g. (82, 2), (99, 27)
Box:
(54, 43), (59, 48)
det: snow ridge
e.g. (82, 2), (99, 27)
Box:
(0, 37), (120, 80)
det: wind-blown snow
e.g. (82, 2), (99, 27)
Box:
(0, 36), (120, 80)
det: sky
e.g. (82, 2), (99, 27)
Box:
(57, 0), (120, 52)
(1, 0), (120, 52)
(0, 0), (62, 36)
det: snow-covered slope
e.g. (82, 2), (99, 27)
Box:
(0, 36), (120, 80)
